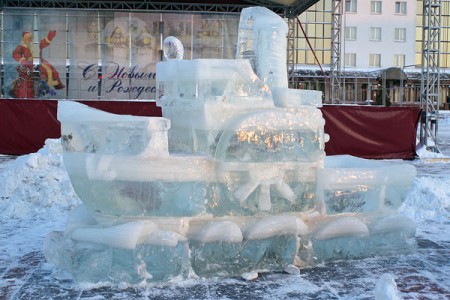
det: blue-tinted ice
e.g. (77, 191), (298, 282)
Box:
(46, 7), (417, 284)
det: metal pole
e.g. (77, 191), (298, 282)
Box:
(330, 0), (342, 103)
(420, 0), (441, 151)
(382, 73), (386, 106)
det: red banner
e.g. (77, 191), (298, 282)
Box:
(322, 105), (420, 160)
(0, 100), (161, 155)
(0, 100), (419, 159)
(0, 100), (60, 155)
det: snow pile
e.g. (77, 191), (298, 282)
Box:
(400, 176), (450, 223)
(416, 144), (444, 159)
(0, 139), (81, 222)
(403, 111), (450, 225)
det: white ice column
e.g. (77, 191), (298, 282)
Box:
(236, 7), (289, 90)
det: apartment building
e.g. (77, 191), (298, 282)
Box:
(294, 0), (450, 106)
(343, 0), (416, 69)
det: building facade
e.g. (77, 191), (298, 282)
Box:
(294, 0), (450, 108)
(342, 0), (416, 69)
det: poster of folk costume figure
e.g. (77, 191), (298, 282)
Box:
(11, 31), (65, 98)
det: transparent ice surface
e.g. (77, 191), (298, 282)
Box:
(236, 6), (289, 90)
(311, 215), (416, 263)
(316, 155), (417, 215)
(163, 36), (184, 61)
(59, 101), (170, 157)
(48, 6), (418, 284)
(375, 274), (402, 300)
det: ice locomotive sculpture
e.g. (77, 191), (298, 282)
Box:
(45, 7), (417, 284)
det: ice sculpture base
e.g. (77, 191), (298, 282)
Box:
(45, 208), (416, 284)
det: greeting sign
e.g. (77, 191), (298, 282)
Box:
(78, 62), (157, 99)
(2, 9), (239, 100)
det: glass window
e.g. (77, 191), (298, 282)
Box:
(369, 54), (381, 67)
(297, 51), (306, 64)
(370, 27), (382, 41)
(316, 39), (324, 49)
(345, 26), (357, 40)
(298, 14), (307, 23)
(415, 41), (421, 52)
(394, 54), (405, 67)
(297, 38), (307, 48)
(323, 50), (331, 64)
(344, 53), (356, 67)
(316, 11), (324, 22)
(370, 1), (382, 14)
(395, 1), (407, 15)
(316, 24), (324, 37)
(395, 28), (406, 42)
(345, 0), (357, 13)
(324, 24), (332, 36)
(307, 50), (315, 64)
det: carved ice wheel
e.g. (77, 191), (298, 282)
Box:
(214, 111), (304, 211)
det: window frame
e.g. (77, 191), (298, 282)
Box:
(394, 54), (405, 67)
(344, 53), (357, 67)
(369, 53), (381, 67)
(370, 0), (382, 14)
(345, 0), (357, 13)
(395, 1), (407, 15)
(345, 26), (357, 41)
(394, 28), (406, 42)
(370, 27), (382, 41)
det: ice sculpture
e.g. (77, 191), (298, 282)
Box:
(45, 7), (417, 284)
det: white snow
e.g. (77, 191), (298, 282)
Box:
(0, 140), (80, 221)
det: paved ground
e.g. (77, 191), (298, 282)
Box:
(0, 235), (449, 299)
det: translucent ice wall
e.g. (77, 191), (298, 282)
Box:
(156, 59), (276, 154)
(58, 101), (170, 158)
(236, 6), (289, 90)
(316, 155), (417, 215)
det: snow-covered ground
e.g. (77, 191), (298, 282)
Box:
(0, 112), (449, 299)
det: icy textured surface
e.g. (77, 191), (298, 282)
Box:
(316, 155), (417, 214)
(236, 6), (289, 90)
(59, 101), (170, 157)
(47, 6), (419, 284)
(375, 273), (401, 300)
(272, 87), (323, 108)
(163, 36), (184, 61)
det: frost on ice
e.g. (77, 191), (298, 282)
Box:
(46, 7), (417, 284)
